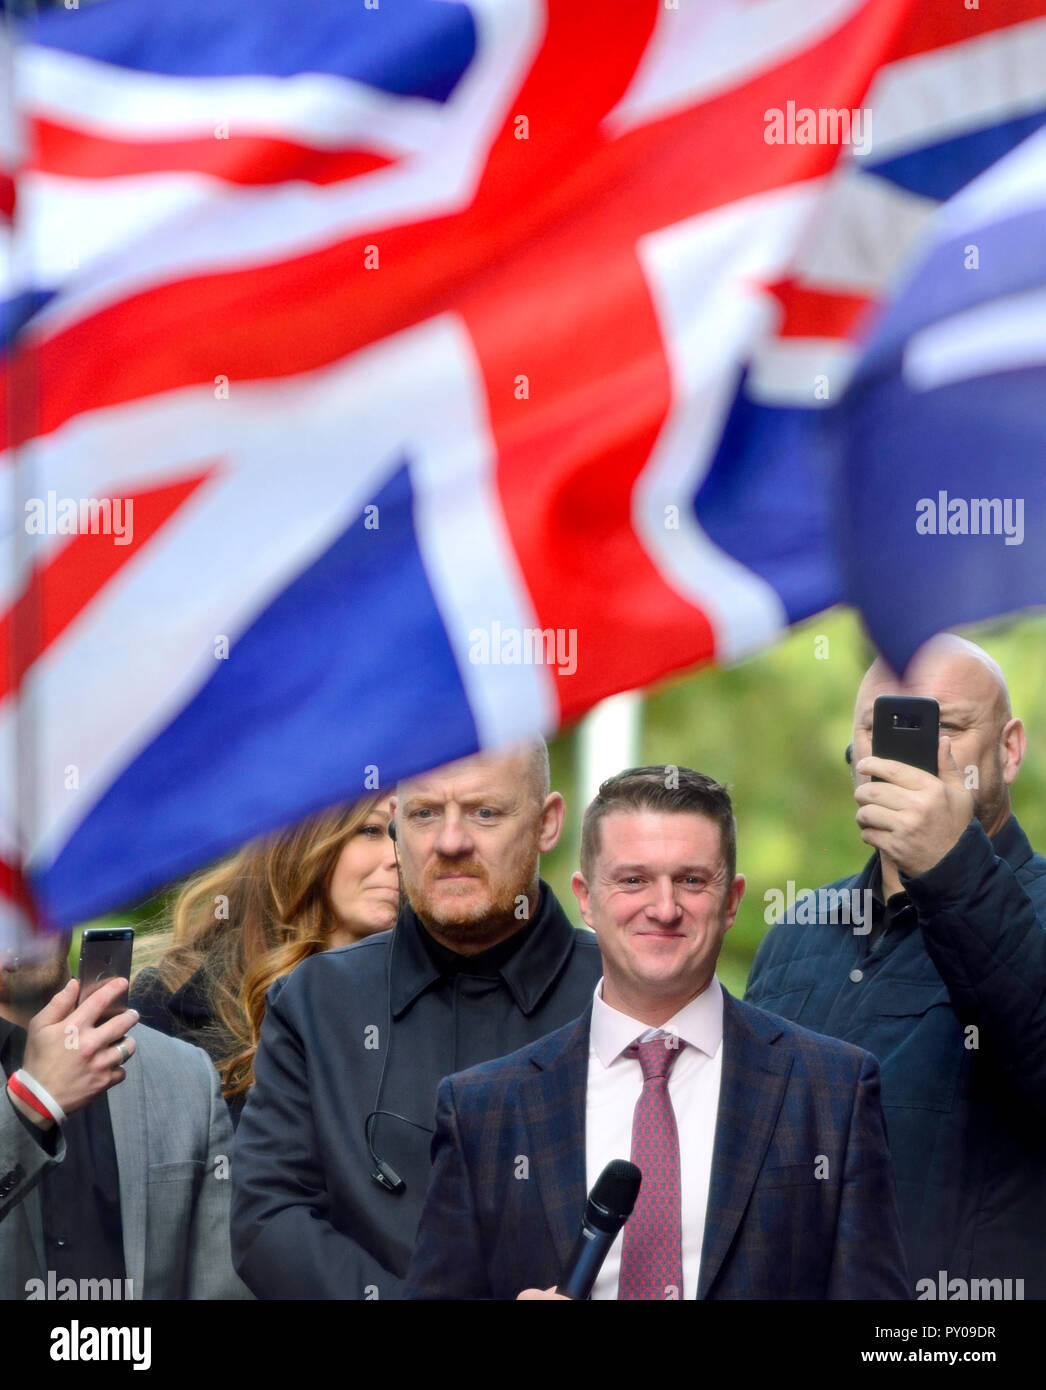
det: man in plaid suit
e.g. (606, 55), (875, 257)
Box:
(405, 766), (909, 1300)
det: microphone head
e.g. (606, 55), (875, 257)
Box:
(586, 1159), (642, 1234)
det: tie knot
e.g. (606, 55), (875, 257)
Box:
(630, 1033), (684, 1081)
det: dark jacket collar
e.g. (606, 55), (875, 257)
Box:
(390, 880), (579, 1019)
(988, 813), (1034, 873)
(165, 967), (212, 1025)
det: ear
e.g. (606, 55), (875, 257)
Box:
(571, 870), (594, 928)
(1000, 717), (1026, 787)
(538, 791), (566, 854)
(721, 875), (746, 932)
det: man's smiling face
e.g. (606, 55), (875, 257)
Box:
(572, 809), (744, 1024)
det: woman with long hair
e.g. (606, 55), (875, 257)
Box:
(129, 793), (398, 1121)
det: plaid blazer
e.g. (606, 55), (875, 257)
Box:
(404, 989), (909, 1299)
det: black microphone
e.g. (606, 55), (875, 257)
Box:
(555, 1159), (642, 1300)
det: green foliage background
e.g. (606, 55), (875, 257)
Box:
(103, 607), (1046, 1001)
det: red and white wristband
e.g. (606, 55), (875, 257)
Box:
(7, 1069), (67, 1126)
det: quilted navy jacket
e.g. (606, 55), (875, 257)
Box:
(747, 816), (1046, 1297)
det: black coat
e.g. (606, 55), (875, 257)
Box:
(747, 816), (1046, 1297)
(231, 884), (602, 1299)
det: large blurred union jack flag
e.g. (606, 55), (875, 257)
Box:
(2, 0), (1045, 940)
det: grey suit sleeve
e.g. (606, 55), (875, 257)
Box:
(0, 1091), (65, 1224)
(184, 1053), (253, 1300)
(827, 1053), (910, 1300)
(403, 1078), (492, 1300)
(231, 981), (404, 1300)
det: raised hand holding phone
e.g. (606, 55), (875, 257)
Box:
(855, 699), (974, 889)
(12, 976), (140, 1131)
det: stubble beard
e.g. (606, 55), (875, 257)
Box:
(971, 755), (1009, 838)
(2, 958), (68, 1022)
(406, 865), (539, 951)
(608, 901), (729, 1007)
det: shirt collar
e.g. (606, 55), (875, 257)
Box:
(391, 880), (580, 1018)
(590, 976), (723, 1068)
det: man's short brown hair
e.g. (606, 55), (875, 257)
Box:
(579, 765), (737, 882)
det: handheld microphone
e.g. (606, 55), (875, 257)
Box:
(556, 1159), (641, 1300)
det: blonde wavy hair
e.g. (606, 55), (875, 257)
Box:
(153, 794), (392, 1099)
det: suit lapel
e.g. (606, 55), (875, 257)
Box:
(107, 1048), (149, 1301)
(697, 992), (792, 1299)
(519, 1009), (591, 1273)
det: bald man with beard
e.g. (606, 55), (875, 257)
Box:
(747, 635), (1046, 1300)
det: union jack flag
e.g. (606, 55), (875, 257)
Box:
(836, 122), (1046, 670)
(3, 0), (1045, 941)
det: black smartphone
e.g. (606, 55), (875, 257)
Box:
(871, 696), (940, 777)
(77, 927), (135, 1022)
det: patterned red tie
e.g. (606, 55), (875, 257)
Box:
(617, 1034), (685, 1300)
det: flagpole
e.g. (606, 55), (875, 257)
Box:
(3, 6), (42, 950)
(576, 691), (643, 809)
